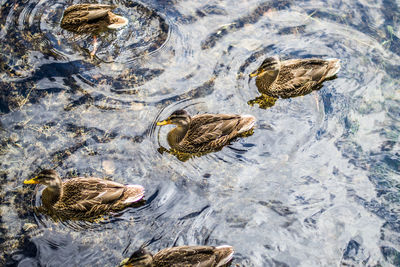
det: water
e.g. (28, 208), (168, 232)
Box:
(1, 0), (400, 266)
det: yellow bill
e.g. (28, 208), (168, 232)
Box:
(24, 178), (39, 184)
(156, 119), (171, 126)
(249, 71), (259, 78)
(119, 258), (131, 267)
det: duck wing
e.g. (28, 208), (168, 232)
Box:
(189, 114), (241, 145)
(63, 4), (115, 15)
(62, 178), (126, 211)
(62, 4), (115, 25)
(85, 9), (110, 22)
(154, 246), (217, 266)
(284, 59), (334, 85)
(284, 75), (315, 92)
(276, 59), (333, 96)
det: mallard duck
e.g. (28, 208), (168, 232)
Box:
(23, 169), (144, 219)
(249, 56), (341, 98)
(156, 109), (256, 153)
(61, 4), (128, 34)
(121, 245), (234, 267)
(60, 4), (128, 58)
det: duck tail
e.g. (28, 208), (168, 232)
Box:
(123, 185), (145, 204)
(325, 58), (341, 78)
(238, 115), (256, 133)
(215, 245), (235, 267)
(107, 15), (129, 29)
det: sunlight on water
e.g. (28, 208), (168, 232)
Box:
(1, 0), (400, 266)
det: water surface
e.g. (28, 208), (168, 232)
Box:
(1, 0), (400, 266)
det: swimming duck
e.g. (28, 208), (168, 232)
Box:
(121, 245), (234, 267)
(249, 56), (341, 98)
(156, 109), (256, 153)
(60, 4), (128, 58)
(61, 4), (128, 34)
(23, 169), (144, 219)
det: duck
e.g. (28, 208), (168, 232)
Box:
(156, 109), (256, 154)
(249, 56), (341, 99)
(60, 4), (128, 58)
(121, 245), (234, 267)
(60, 4), (128, 34)
(23, 169), (144, 220)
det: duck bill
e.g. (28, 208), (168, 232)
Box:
(24, 178), (39, 184)
(119, 258), (132, 267)
(156, 119), (172, 126)
(249, 70), (260, 78)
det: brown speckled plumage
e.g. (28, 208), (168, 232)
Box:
(60, 4), (127, 34)
(251, 56), (341, 98)
(157, 110), (256, 153)
(123, 245), (234, 267)
(24, 170), (144, 220)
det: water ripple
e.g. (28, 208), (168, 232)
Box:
(2, 0), (400, 266)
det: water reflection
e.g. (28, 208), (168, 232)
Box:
(1, 0), (400, 266)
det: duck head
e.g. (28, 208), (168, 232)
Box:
(156, 109), (191, 127)
(24, 169), (62, 189)
(249, 56), (281, 79)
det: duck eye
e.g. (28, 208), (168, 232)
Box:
(262, 62), (274, 68)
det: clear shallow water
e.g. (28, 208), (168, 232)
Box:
(0, 0), (400, 266)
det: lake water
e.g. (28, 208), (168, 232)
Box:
(1, 0), (400, 266)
